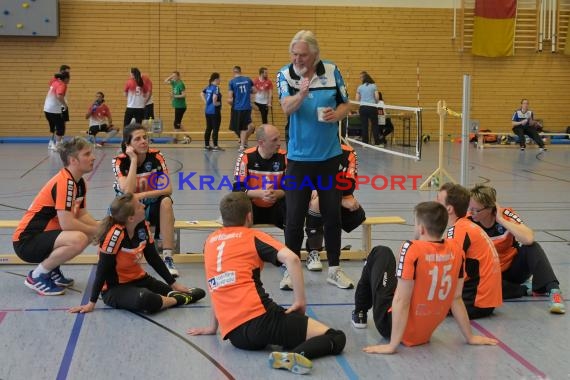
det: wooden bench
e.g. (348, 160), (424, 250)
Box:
(0, 216), (406, 264)
(476, 132), (570, 149)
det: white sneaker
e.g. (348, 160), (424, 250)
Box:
(48, 140), (56, 150)
(327, 267), (354, 289)
(306, 250), (323, 271)
(163, 256), (179, 278)
(279, 269), (293, 290)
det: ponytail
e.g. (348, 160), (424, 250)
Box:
(96, 215), (116, 245)
(97, 194), (136, 244)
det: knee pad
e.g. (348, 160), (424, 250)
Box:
(325, 329), (346, 355)
(138, 290), (163, 314)
(305, 213), (324, 251)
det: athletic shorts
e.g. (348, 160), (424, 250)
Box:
(45, 111), (65, 136)
(225, 304), (308, 351)
(252, 201), (285, 230)
(88, 124), (111, 135)
(13, 230), (62, 263)
(62, 107), (70, 122)
(234, 110), (252, 131)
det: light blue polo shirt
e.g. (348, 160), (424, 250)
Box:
(357, 83), (378, 104)
(277, 60), (348, 161)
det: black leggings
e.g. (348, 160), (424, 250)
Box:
(359, 106), (379, 144)
(205, 111), (221, 146)
(354, 246), (397, 338)
(501, 242), (559, 299)
(512, 125), (544, 148)
(101, 274), (171, 314)
(255, 102), (269, 124)
(284, 156), (342, 266)
(174, 107), (186, 129)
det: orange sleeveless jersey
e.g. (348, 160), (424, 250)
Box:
(13, 168), (86, 242)
(447, 218), (502, 308)
(99, 221), (154, 287)
(203, 226), (284, 338)
(396, 239), (465, 347)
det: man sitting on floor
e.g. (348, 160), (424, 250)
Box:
(188, 192), (346, 375)
(351, 201), (498, 354)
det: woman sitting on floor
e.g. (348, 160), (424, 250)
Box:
(69, 193), (205, 314)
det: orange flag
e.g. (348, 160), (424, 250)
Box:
(472, 0), (517, 57)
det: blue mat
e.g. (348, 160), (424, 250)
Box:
(549, 135), (569, 140)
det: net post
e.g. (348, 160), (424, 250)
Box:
(460, 74), (471, 186)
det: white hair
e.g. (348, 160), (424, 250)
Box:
(289, 30), (320, 64)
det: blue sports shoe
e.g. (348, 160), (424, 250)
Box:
(25, 271), (65, 296)
(50, 267), (74, 287)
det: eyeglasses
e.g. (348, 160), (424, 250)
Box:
(468, 207), (489, 214)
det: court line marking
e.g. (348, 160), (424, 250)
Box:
(56, 265), (96, 380)
(535, 154), (570, 169)
(306, 306), (359, 380)
(2, 297), (568, 314)
(470, 320), (546, 379)
(131, 311), (235, 380)
(522, 169), (570, 183)
(3, 270), (81, 293)
(20, 155), (50, 179)
(0, 311), (6, 325)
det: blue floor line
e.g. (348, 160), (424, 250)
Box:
(56, 265), (96, 380)
(306, 306), (359, 380)
(2, 298), (563, 314)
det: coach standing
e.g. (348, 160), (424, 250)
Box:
(277, 30), (352, 290)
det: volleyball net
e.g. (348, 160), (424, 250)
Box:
(341, 100), (423, 160)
